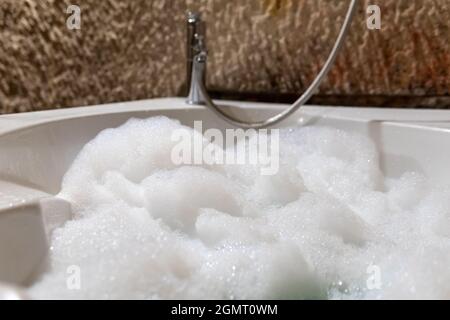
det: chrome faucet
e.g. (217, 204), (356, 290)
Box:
(185, 1), (357, 128)
(186, 12), (207, 105)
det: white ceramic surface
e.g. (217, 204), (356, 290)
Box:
(1, 97), (450, 292)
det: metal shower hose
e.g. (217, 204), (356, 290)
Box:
(196, 0), (358, 128)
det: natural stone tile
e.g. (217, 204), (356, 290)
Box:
(0, 0), (448, 113)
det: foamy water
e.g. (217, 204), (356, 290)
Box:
(29, 117), (450, 299)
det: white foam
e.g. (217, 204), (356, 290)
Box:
(29, 117), (450, 299)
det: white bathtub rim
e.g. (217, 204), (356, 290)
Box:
(2, 97), (450, 136)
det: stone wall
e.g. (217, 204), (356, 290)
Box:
(0, 0), (448, 113)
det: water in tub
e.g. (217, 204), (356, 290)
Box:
(29, 117), (450, 299)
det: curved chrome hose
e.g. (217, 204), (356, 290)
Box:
(194, 0), (358, 128)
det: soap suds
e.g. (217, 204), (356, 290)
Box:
(29, 117), (450, 299)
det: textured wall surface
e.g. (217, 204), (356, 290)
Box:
(0, 0), (448, 113)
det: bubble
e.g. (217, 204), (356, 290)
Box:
(28, 117), (450, 300)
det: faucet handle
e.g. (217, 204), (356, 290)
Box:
(187, 11), (200, 24)
(187, 11), (207, 59)
(193, 34), (207, 60)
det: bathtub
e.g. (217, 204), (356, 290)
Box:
(1, 97), (450, 297)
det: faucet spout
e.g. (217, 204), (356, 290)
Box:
(186, 12), (207, 105)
